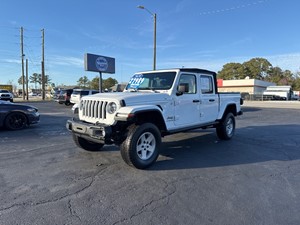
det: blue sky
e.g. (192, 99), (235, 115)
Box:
(0, 0), (299, 87)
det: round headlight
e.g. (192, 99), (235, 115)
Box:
(79, 101), (84, 110)
(107, 102), (117, 114)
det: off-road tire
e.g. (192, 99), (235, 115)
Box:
(120, 123), (161, 169)
(216, 112), (235, 140)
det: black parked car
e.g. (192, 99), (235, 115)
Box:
(0, 100), (40, 130)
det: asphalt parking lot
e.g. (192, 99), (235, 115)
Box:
(0, 101), (299, 225)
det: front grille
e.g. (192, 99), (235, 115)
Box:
(81, 100), (108, 120)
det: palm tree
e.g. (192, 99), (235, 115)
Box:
(29, 73), (40, 89)
(77, 76), (90, 88)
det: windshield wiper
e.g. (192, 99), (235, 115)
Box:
(149, 88), (159, 93)
(128, 88), (138, 92)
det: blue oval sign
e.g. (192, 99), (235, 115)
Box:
(95, 57), (108, 71)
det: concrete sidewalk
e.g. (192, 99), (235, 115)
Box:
(243, 100), (300, 109)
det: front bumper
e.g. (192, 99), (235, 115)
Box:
(237, 110), (243, 116)
(0, 97), (13, 101)
(66, 118), (112, 144)
(28, 112), (40, 124)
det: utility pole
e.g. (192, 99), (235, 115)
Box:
(41, 29), (45, 100)
(20, 27), (25, 100)
(26, 59), (28, 100)
(153, 13), (157, 70)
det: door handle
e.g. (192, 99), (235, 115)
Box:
(209, 99), (215, 102)
(193, 100), (200, 103)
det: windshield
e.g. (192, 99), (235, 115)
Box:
(126, 72), (176, 91)
(72, 90), (82, 95)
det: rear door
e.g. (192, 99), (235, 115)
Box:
(199, 74), (219, 122)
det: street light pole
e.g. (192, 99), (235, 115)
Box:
(153, 13), (156, 70)
(137, 5), (157, 70)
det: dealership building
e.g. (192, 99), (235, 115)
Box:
(217, 78), (275, 94)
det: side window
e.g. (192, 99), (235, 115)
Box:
(81, 91), (89, 96)
(178, 74), (197, 94)
(200, 75), (214, 94)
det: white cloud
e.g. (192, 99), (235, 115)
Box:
(2, 59), (20, 64)
(47, 55), (83, 67)
(267, 53), (300, 72)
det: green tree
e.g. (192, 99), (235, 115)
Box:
(217, 57), (300, 90)
(266, 68), (295, 86)
(89, 76), (118, 90)
(30, 73), (40, 89)
(18, 76), (23, 85)
(77, 76), (90, 88)
(266, 67), (282, 84)
(243, 58), (272, 79)
(90, 76), (99, 90)
(217, 57), (273, 80)
(103, 77), (118, 89)
(44, 75), (51, 86)
(218, 63), (245, 79)
(18, 76), (28, 85)
(293, 72), (300, 90)
(277, 70), (293, 86)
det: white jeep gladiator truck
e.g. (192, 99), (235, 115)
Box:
(66, 68), (243, 169)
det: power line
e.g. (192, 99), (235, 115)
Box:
(198, 0), (269, 16)
(0, 26), (47, 87)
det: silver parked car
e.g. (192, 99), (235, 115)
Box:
(0, 89), (14, 102)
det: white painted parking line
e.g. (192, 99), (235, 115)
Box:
(40, 112), (67, 115)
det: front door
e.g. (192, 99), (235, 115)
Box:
(174, 73), (200, 127)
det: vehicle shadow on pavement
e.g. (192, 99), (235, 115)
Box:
(241, 106), (262, 112)
(150, 124), (300, 171)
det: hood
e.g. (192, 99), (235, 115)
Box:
(85, 92), (171, 105)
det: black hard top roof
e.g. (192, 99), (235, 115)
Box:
(139, 68), (217, 77)
(178, 68), (216, 75)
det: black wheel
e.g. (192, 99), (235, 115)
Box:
(216, 112), (235, 140)
(72, 134), (104, 151)
(120, 123), (161, 169)
(5, 112), (28, 130)
(65, 101), (71, 106)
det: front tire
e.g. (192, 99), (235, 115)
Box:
(216, 112), (235, 140)
(120, 123), (161, 169)
(5, 112), (28, 130)
(72, 134), (104, 151)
